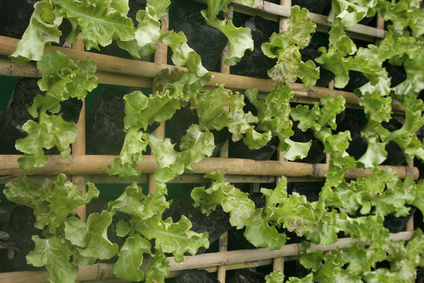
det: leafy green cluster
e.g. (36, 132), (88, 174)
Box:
(4, 174), (101, 283)
(4, 175), (208, 282)
(4, 0), (424, 282)
(299, 229), (424, 282)
(108, 181), (209, 282)
(16, 50), (97, 172)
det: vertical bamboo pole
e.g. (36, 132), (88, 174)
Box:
(406, 3), (423, 232)
(279, 0), (291, 32)
(71, 36), (88, 283)
(272, 0), (292, 274)
(217, 5), (233, 281)
(71, 36), (87, 223)
(148, 11), (169, 194)
(407, 160), (415, 231)
(217, 141), (229, 283)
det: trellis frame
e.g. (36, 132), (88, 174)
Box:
(0, 1), (420, 282)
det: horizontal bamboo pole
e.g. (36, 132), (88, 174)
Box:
(0, 58), (152, 88)
(0, 155), (419, 180)
(0, 174), (326, 185)
(169, 231), (414, 272)
(0, 231), (414, 282)
(230, 0), (387, 42)
(0, 36), (405, 113)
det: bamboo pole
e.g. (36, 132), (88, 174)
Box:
(0, 155), (419, 180)
(0, 36), (406, 114)
(272, 0), (292, 273)
(0, 231), (414, 282)
(217, 6), (233, 278)
(0, 59), (152, 88)
(70, 36), (88, 224)
(148, 10), (169, 194)
(0, 173), (277, 185)
(227, 0), (387, 42)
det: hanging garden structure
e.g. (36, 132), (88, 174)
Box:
(1, 0), (424, 282)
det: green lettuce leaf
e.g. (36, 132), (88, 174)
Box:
(108, 181), (169, 219)
(265, 271), (285, 283)
(204, 17), (253, 66)
(195, 84), (257, 141)
(328, 0), (377, 29)
(201, 0), (254, 66)
(53, 0), (134, 50)
(145, 250), (170, 283)
(261, 6), (317, 84)
(77, 211), (119, 260)
(378, 0), (424, 39)
(244, 208), (287, 250)
(64, 217), (88, 248)
(10, 2), (62, 64)
(36, 50), (97, 104)
(27, 235), (78, 283)
(113, 234), (152, 282)
(108, 89), (180, 179)
(412, 180), (424, 215)
(245, 85), (296, 154)
(191, 173), (256, 229)
(4, 174), (98, 233)
(160, 31), (209, 79)
(150, 124), (215, 182)
(117, 0), (171, 58)
(14, 50), (97, 171)
(133, 214), (209, 263)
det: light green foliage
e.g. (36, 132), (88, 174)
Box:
(150, 125), (215, 182)
(15, 50), (97, 172)
(160, 31), (210, 81)
(265, 271), (285, 283)
(195, 84), (258, 141)
(202, 0), (254, 66)
(78, 211), (119, 260)
(204, 17), (254, 66)
(4, 174), (98, 233)
(244, 208), (287, 250)
(246, 85), (305, 157)
(109, 181), (208, 273)
(53, 0), (134, 50)
(10, 2), (62, 64)
(262, 6), (318, 85)
(6, 0), (424, 282)
(27, 236), (78, 283)
(145, 250), (170, 283)
(117, 0), (171, 58)
(108, 182), (169, 220)
(378, 0), (424, 39)
(244, 179), (288, 250)
(113, 235), (152, 282)
(191, 172), (256, 229)
(134, 214), (209, 262)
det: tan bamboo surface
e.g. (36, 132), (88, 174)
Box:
(0, 231), (414, 282)
(229, 0), (387, 42)
(0, 36), (406, 114)
(0, 155), (419, 180)
(272, 0), (292, 273)
(71, 36), (88, 224)
(148, 10), (169, 195)
(0, 173), (278, 185)
(216, 5), (233, 281)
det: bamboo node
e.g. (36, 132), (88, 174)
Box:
(253, 0), (264, 9)
(311, 163), (321, 178)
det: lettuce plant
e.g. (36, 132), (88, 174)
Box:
(3, 0), (424, 282)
